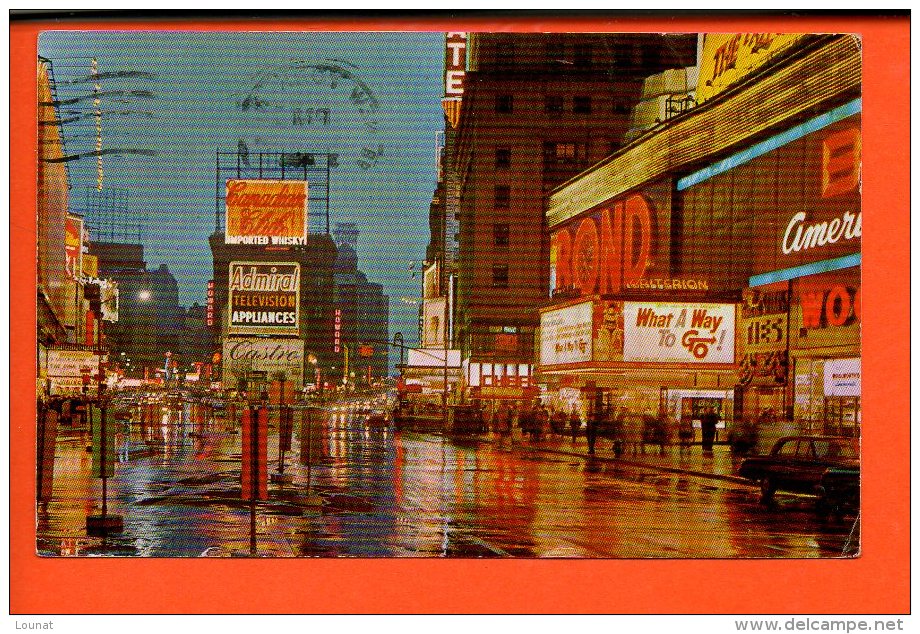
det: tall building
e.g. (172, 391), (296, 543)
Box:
(450, 33), (697, 399)
(539, 34), (861, 448)
(90, 242), (185, 376)
(182, 303), (214, 375)
(332, 224), (390, 385)
(209, 231), (338, 393)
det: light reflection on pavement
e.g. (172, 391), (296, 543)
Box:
(36, 402), (859, 558)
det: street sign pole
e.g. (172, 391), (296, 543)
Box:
(249, 404), (257, 556)
(86, 402), (122, 536)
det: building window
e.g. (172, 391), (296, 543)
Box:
(612, 97), (631, 115)
(495, 147), (511, 169)
(573, 96), (592, 114)
(574, 43), (593, 68)
(545, 95), (564, 114)
(495, 41), (515, 68)
(543, 141), (586, 167)
(495, 94), (513, 114)
(545, 41), (565, 71)
(494, 184), (510, 209)
(614, 44), (633, 67)
(493, 223), (510, 247)
(492, 264), (509, 288)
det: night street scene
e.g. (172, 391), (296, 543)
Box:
(35, 29), (862, 559)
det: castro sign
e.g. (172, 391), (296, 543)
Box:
(222, 338), (305, 383)
(228, 262), (300, 336)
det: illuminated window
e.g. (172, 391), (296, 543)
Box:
(544, 141), (586, 167)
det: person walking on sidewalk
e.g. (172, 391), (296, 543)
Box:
(678, 416), (694, 456)
(700, 406), (719, 453)
(568, 407), (581, 443)
(585, 405), (599, 455)
(624, 411), (642, 456)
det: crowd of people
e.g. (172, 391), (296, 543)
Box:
(462, 400), (725, 458)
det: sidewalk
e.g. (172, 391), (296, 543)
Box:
(491, 431), (754, 486)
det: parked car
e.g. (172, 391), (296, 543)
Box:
(738, 435), (859, 505)
(815, 466), (860, 519)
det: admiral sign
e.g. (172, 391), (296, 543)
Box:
(623, 302), (735, 365)
(225, 179), (308, 245)
(228, 262), (300, 336)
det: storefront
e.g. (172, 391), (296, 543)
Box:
(678, 97), (862, 438)
(538, 296), (737, 430)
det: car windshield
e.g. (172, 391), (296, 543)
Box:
(814, 440), (859, 459)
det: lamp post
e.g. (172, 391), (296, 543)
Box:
(84, 281), (123, 536)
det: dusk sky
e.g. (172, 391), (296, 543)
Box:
(39, 30), (447, 346)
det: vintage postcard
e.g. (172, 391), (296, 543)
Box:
(12, 11), (909, 615)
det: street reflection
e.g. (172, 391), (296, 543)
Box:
(36, 403), (858, 558)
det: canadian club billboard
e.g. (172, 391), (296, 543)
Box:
(228, 262), (300, 336)
(224, 179), (308, 245)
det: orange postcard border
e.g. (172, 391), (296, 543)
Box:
(10, 12), (910, 615)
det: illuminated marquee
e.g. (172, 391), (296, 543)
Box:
(696, 33), (805, 104)
(225, 179), (308, 245)
(227, 262), (300, 335)
(550, 193), (656, 297)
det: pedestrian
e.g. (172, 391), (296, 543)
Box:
(623, 411), (642, 456)
(611, 407), (625, 457)
(585, 403), (599, 455)
(568, 407), (581, 443)
(700, 406), (719, 453)
(678, 416), (694, 456)
(534, 404), (549, 442)
(519, 405), (533, 441)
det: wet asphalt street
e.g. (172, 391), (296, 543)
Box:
(36, 402), (859, 558)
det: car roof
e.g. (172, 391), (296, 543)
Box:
(777, 435), (858, 442)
